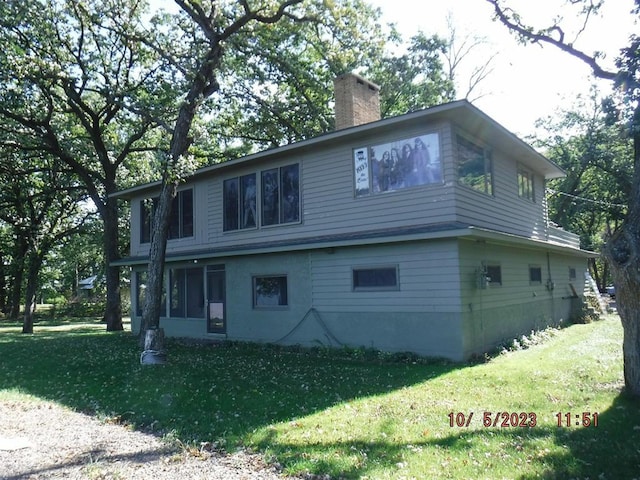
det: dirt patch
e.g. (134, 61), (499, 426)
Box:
(0, 399), (297, 479)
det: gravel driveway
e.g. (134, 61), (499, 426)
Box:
(0, 399), (299, 480)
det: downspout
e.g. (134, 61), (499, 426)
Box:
(546, 251), (555, 323)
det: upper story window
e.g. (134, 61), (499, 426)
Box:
(169, 189), (193, 239)
(224, 164), (300, 232)
(518, 166), (535, 201)
(223, 174), (256, 231)
(140, 198), (157, 244)
(262, 164), (300, 226)
(457, 135), (493, 195)
(140, 189), (194, 244)
(354, 132), (442, 197)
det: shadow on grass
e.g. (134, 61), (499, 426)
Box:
(248, 394), (640, 479)
(519, 393), (640, 479)
(3, 323), (635, 479)
(0, 325), (459, 469)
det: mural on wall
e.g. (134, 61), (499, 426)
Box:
(355, 132), (442, 197)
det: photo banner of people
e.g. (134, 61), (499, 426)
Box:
(354, 133), (441, 197)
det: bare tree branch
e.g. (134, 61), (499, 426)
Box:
(486, 0), (617, 80)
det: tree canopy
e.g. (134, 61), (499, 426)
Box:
(0, 0), (478, 337)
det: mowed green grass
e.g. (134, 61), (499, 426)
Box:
(0, 315), (638, 479)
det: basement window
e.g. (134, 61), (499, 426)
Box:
(353, 266), (399, 291)
(529, 265), (542, 285)
(485, 264), (502, 286)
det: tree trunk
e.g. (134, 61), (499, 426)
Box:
(22, 253), (42, 334)
(140, 179), (177, 342)
(140, 43), (222, 343)
(606, 232), (640, 396)
(140, 327), (167, 364)
(0, 251), (6, 314)
(9, 235), (28, 319)
(103, 197), (123, 331)
(604, 103), (640, 397)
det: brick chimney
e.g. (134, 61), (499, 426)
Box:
(334, 73), (380, 130)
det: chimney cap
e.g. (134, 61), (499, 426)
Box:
(334, 72), (380, 92)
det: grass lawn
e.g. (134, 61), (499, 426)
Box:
(1, 315), (639, 479)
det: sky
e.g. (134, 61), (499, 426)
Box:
(366, 0), (637, 137)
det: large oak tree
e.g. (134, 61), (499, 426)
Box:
(487, 0), (640, 396)
(0, 0), (166, 331)
(140, 0), (309, 337)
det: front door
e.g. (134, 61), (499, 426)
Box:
(207, 265), (226, 334)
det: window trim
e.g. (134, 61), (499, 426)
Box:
(517, 165), (535, 202)
(252, 275), (289, 309)
(485, 263), (502, 286)
(140, 189), (194, 243)
(569, 267), (577, 281)
(223, 163), (300, 232)
(529, 265), (542, 285)
(456, 134), (493, 196)
(352, 265), (400, 292)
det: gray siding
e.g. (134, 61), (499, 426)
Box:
(130, 242), (467, 360)
(129, 120), (557, 260)
(457, 238), (588, 357)
(310, 241), (461, 312)
(130, 178), (211, 258)
(129, 237), (587, 361)
(224, 251), (312, 342)
(453, 127), (548, 240)
(130, 121), (458, 258)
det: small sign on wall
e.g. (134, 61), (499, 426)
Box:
(354, 148), (370, 196)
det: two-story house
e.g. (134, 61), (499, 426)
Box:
(113, 73), (594, 361)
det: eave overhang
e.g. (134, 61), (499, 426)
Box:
(112, 223), (595, 267)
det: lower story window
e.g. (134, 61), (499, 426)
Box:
(169, 267), (204, 318)
(253, 275), (288, 307)
(529, 265), (542, 284)
(485, 264), (502, 286)
(352, 266), (399, 291)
